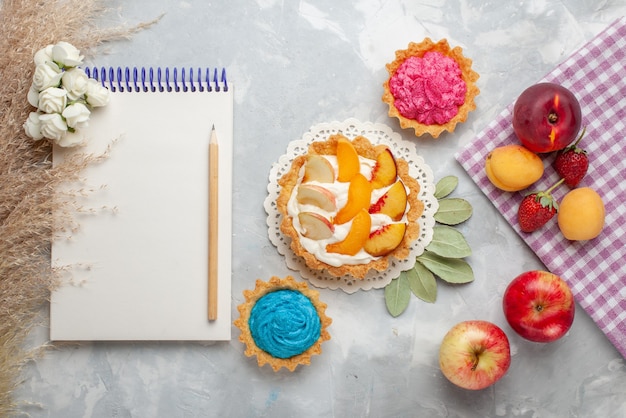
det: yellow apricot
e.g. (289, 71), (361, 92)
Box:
(558, 187), (605, 241)
(485, 160), (519, 192)
(485, 144), (544, 192)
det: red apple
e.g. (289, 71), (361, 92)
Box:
(512, 82), (582, 153)
(502, 270), (575, 343)
(439, 320), (511, 390)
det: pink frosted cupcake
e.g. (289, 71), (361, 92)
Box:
(382, 38), (479, 138)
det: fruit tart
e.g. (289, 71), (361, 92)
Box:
(234, 275), (332, 372)
(276, 133), (424, 279)
(382, 38), (480, 138)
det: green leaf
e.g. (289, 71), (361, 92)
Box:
(426, 225), (472, 258)
(385, 274), (411, 317)
(406, 262), (437, 303)
(416, 251), (474, 284)
(434, 198), (473, 225)
(434, 176), (458, 199)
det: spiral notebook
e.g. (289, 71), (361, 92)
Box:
(50, 67), (233, 341)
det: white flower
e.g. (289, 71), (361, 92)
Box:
(32, 61), (62, 91)
(61, 67), (89, 101)
(23, 112), (44, 140)
(85, 79), (110, 107)
(38, 87), (67, 114)
(27, 86), (40, 108)
(55, 130), (85, 148)
(23, 41), (110, 145)
(34, 45), (54, 66)
(52, 41), (83, 68)
(62, 102), (91, 129)
(39, 113), (68, 141)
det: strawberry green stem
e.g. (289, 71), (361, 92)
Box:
(545, 178), (565, 194)
(571, 126), (587, 148)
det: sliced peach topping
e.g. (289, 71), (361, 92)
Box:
(368, 180), (407, 221)
(326, 209), (371, 256)
(296, 184), (337, 212)
(302, 154), (335, 183)
(298, 212), (334, 240)
(334, 173), (372, 225)
(370, 148), (397, 189)
(364, 222), (407, 257)
(336, 136), (360, 182)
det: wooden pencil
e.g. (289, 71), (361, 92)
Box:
(208, 125), (219, 321)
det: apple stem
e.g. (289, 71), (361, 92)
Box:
(471, 348), (484, 371)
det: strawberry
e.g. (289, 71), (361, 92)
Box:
(554, 127), (588, 187)
(517, 179), (564, 233)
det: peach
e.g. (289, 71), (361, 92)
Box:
(334, 173), (372, 225)
(364, 222), (406, 256)
(336, 136), (360, 182)
(370, 148), (397, 189)
(296, 184), (337, 212)
(557, 187), (605, 240)
(326, 209), (371, 256)
(485, 144), (544, 192)
(302, 155), (335, 183)
(369, 180), (407, 221)
(298, 212), (334, 240)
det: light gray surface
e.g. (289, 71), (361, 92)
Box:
(18, 1), (626, 417)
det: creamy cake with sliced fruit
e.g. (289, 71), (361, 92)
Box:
(277, 134), (423, 279)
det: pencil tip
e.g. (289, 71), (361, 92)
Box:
(209, 124), (218, 144)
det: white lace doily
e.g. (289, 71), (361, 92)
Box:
(264, 119), (438, 293)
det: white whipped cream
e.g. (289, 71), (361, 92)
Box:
(287, 155), (409, 267)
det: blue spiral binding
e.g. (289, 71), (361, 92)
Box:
(84, 66), (229, 93)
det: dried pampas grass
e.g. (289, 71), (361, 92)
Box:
(0, 1), (155, 415)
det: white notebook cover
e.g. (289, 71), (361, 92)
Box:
(50, 87), (233, 341)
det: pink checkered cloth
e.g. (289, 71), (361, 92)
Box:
(456, 17), (626, 358)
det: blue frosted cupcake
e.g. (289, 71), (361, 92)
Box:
(234, 276), (332, 371)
